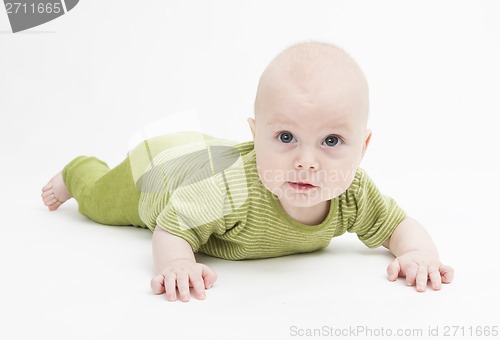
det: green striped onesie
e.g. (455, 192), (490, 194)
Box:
(63, 132), (406, 260)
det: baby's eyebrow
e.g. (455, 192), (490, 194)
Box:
(266, 118), (298, 127)
(327, 122), (352, 133)
(265, 114), (355, 137)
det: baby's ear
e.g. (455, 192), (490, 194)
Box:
(361, 129), (372, 158)
(247, 117), (256, 139)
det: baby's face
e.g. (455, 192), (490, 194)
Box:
(249, 70), (371, 209)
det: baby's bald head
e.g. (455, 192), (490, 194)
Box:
(254, 41), (369, 126)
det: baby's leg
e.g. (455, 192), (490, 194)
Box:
(42, 156), (145, 227)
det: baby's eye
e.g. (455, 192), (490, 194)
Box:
(277, 132), (295, 144)
(323, 135), (342, 147)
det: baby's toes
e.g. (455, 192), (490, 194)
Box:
(41, 190), (56, 205)
(41, 189), (54, 198)
(48, 201), (63, 211)
(42, 182), (54, 192)
(45, 196), (58, 206)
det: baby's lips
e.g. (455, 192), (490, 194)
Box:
(5, 0), (80, 33)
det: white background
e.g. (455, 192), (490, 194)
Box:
(1, 1), (499, 339)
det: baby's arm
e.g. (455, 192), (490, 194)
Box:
(150, 226), (217, 302)
(383, 216), (454, 292)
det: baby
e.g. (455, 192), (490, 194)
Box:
(42, 41), (454, 302)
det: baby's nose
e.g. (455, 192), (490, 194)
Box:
(294, 149), (319, 170)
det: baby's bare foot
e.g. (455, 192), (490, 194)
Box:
(41, 172), (71, 211)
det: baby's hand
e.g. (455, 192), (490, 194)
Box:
(387, 250), (454, 292)
(150, 259), (217, 302)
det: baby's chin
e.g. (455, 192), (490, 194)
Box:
(281, 199), (329, 209)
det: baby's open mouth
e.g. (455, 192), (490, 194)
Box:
(288, 182), (317, 191)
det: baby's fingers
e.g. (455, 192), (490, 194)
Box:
(428, 266), (442, 291)
(404, 262), (418, 287)
(439, 264), (454, 284)
(150, 274), (166, 295)
(176, 273), (191, 302)
(201, 264), (217, 289)
(415, 266), (428, 292)
(387, 258), (401, 282)
(164, 274), (178, 301)
(189, 274), (206, 300)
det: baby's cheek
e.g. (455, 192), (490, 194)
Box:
(258, 155), (283, 176)
(257, 165), (278, 191)
(323, 183), (348, 200)
(322, 168), (355, 198)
